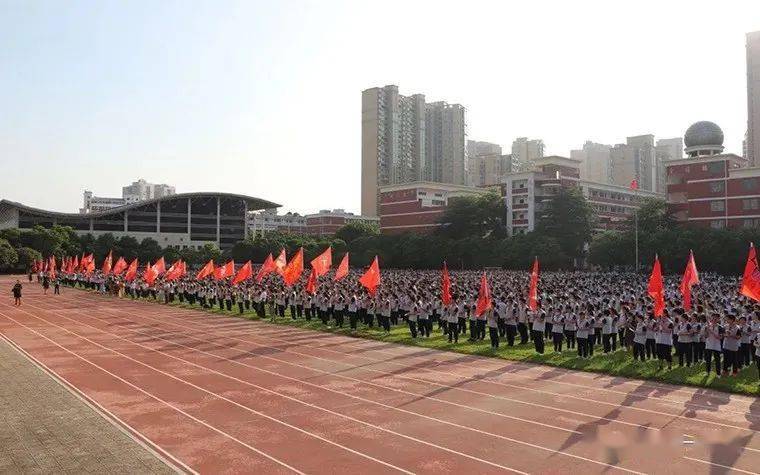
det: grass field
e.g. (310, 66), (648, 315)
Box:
(154, 299), (760, 397)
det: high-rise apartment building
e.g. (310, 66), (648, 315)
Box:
(570, 141), (612, 183)
(122, 179), (176, 203)
(609, 135), (660, 192)
(511, 137), (544, 172)
(467, 140), (510, 187)
(747, 31), (760, 166)
(361, 85), (466, 216)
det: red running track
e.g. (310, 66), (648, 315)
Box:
(1, 276), (759, 474)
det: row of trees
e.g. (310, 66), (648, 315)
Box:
(0, 189), (755, 275)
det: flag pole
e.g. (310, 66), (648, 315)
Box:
(634, 209), (639, 273)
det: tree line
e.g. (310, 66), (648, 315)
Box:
(0, 190), (756, 275)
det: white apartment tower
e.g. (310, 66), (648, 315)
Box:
(747, 31), (760, 166)
(361, 85), (466, 216)
(570, 141), (612, 183)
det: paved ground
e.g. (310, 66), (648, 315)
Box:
(1, 275), (759, 474)
(0, 322), (175, 474)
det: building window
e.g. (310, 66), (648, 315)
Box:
(743, 218), (760, 228)
(710, 200), (725, 212)
(743, 198), (760, 210)
(742, 178), (758, 191)
(709, 181), (725, 193)
(710, 220), (725, 229)
(708, 162), (724, 174)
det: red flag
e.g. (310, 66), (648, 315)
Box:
(72, 255), (79, 272)
(112, 257), (128, 276)
(214, 260), (235, 280)
(255, 254), (276, 283)
(164, 260), (184, 281)
(124, 259), (139, 282)
(102, 251), (113, 275)
(334, 252), (349, 281)
(630, 179), (638, 190)
(178, 260), (187, 279)
(283, 248), (304, 286)
(311, 247), (332, 277)
(153, 257), (166, 275)
(85, 257), (95, 275)
(196, 259), (215, 280)
(441, 262), (452, 306)
(740, 243), (760, 302)
(49, 256), (57, 280)
(648, 255), (665, 317)
(305, 267), (318, 294)
(528, 257), (539, 311)
(143, 261), (158, 286)
(359, 256), (381, 296)
(274, 249), (287, 276)
(475, 272), (492, 317)
(680, 250), (700, 311)
(232, 261), (253, 285)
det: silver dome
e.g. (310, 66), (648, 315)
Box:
(684, 121), (724, 148)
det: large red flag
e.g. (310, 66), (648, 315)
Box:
(305, 267), (318, 294)
(441, 262), (452, 306)
(528, 257), (539, 311)
(232, 261), (253, 285)
(255, 254), (276, 283)
(164, 260), (184, 281)
(143, 261), (158, 286)
(72, 255), (79, 272)
(85, 257), (95, 275)
(124, 259), (139, 282)
(49, 256), (57, 280)
(680, 250), (700, 311)
(740, 243), (760, 302)
(214, 260), (235, 280)
(153, 257), (166, 275)
(475, 272), (492, 317)
(334, 252), (349, 281)
(102, 251), (113, 275)
(283, 248), (304, 286)
(274, 249), (287, 276)
(196, 259), (214, 280)
(112, 257), (128, 276)
(359, 256), (381, 296)
(311, 247), (332, 277)
(648, 255), (665, 317)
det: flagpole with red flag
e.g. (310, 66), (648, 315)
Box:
(680, 250), (700, 311)
(334, 253), (349, 281)
(441, 262), (452, 306)
(528, 257), (539, 311)
(648, 254), (665, 317)
(311, 246), (332, 278)
(359, 256), (381, 296)
(740, 243), (760, 302)
(475, 272), (492, 316)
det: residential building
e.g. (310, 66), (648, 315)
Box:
(504, 156), (661, 235)
(304, 209), (379, 237)
(511, 137), (544, 172)
(1, 193), (278, 250)
(80, 179), (176, 213)
(467, 140), (510, 187)
(570, 141), (612, 183)
(609, 134), (661, 192)
(747, 31), (760, 166)
(378, 182), (488, 234)
(361, 85), (466, 217)
(666, 121), (757, 229)
(248, 209), (307, 235)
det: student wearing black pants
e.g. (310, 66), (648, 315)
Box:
(505, 324), (516, 347)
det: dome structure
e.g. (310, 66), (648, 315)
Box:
(684, 121), (724, 158)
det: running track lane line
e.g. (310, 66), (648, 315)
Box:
(26, 299), (729, 475)
(0, 307), (527, 475)
(0, 332), (197, 475)
(683, 456), (760, 475)
(92, 304), (760, 437)
(45, 302), (581, 435)
(11, 302), (634, 474)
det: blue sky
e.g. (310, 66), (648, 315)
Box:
(2, 0), (760, 214)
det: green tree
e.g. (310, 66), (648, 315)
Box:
(0, 239), (19, 271)
(438, 190), (506, 239)
(16, 247), (42, 272)
(138, 238), (163, 263)
(335, 221), (379, 244)
(535, 187), (593, 265)
(628, 198), (673, 234)
(197, 243), (222, 264)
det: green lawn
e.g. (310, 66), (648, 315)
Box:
(155, 299), (760, 397)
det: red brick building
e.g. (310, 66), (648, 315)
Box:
(304, 209), (379, 237)
(378, 182), (489, 234)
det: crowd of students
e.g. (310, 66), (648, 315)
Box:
(32, 266), (760, 380)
